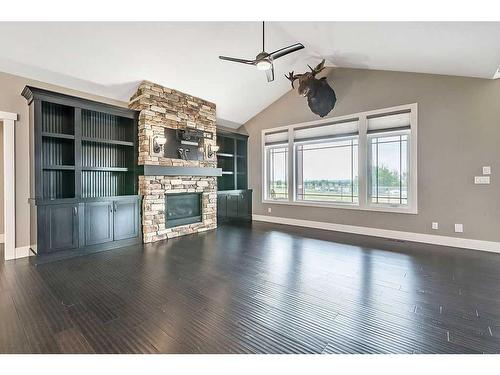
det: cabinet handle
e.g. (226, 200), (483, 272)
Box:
(113, 202), (117, 212)
(73, 206), (77, 216)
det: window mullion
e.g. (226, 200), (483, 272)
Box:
(358, 115), (368, 208)
(288, 128), (294, 202)
(399, 135), (402, 205)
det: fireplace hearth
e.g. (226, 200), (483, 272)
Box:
(166, 193), (202, 228)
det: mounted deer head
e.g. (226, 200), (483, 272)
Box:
(285, 60), (336, 117)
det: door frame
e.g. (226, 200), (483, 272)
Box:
(0, 111), (18, 261)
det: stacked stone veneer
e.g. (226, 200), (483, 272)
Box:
(140, 175), (217, 243)
(129, 80), (217, 167)
(129, 81), (218, 243)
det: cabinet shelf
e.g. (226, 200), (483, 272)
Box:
(216, 152), (234, 158)
(42, 132), (75, 140)
(43, 165), (75, 170)
(82, 137), (134, 147)
(221, 171), (234, 175)
(82, 166), (130, 172)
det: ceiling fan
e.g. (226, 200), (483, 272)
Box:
(219, 22), (305, 82)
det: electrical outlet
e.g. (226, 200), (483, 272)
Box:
(483, 166), (491, 175)
(432, 222), (439, 230)
(474, 176), (490, 184)
(454, 224), (464, 233)
(267, 207), (272, 214)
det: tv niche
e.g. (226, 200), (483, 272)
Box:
(166, 193), (202, 228)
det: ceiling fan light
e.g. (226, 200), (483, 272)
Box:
(256, 59), (272, 71)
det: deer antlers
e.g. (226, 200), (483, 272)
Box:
(285, 71), (302, 88)
(308, 59), (326, 76)
(285, 59), (326, 88)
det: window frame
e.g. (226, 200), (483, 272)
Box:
(367, 129), (411, 210)
(261, 103), (418, 214)
(263, 143), (290, 202)
(294, 134), (359, 206)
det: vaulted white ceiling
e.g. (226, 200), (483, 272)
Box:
(0, 22), (498, 127)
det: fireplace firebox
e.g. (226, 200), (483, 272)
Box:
(166, 193), (202, 228)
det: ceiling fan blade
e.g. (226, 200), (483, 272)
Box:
(269, 43), (305, 60)
(265, 64), (275, 82)
(219, 56), (255, 65)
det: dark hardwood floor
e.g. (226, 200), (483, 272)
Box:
(1, 221), (500, 354)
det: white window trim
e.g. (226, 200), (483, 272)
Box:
(261, 103), (418, 215)
(263, 143), (289, 201)
(294, 135), (359, 205)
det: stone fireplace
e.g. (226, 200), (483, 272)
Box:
(139, 175), (216, 242)
(129, 81), (220, 243)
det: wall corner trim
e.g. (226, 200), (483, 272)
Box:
(252, 214), (500, 254)
(1, 111), (18, 262)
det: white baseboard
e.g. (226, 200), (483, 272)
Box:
(252, 214), (500, 254)
(4, 246), (33, 261)
(0, 234), (4, 243)
(15, 246), (32, 259)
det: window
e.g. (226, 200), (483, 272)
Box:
(265, 145), (288, 200)
(263, 130), (289, 201)
(296, 138), (358, 203)
(368, 133), (409, 205)
(262, 104), (417, 214)
(367, 110), (412, 208)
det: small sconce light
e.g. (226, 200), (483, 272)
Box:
(207, 144), (220, 159)
(150, 135), (167, 156)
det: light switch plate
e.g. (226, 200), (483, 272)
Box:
(483, 166), (491, 175)
(474, 176), (490, 184)
(267, 207), (272, 213)
(454, 224), (464, 233)
(432, 222), (439, 230)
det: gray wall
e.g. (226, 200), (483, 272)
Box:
(242, 68), (500, 242)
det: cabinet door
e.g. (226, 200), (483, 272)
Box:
(227, 194), (239, 218)
(237, 191), (250, 218)
(113, 199), (139, 241)
(217, 193), (227, 219)
(84, 201), (114, 246)
(44, 204), (79, 252)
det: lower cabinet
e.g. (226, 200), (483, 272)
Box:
(43, 204), (79, 253)
(84, 198), (140, 246)
(217, 190), (252, 222)
(84, 201), (114, 246)
(113, 199), (140, 241)
(37, 197), (141, 254)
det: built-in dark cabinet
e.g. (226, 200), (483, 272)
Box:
(227, 194), (239, 218)
(113, 198), (140, 241)
(216, 130), (252, 222)
(216, 131), (248, 191)
(41, 204), (79, 253)
(23, 86), (142, 256)
(84, 198), (140, 245)
(217, 190), (252, 221)
(85, 201), (114, 246)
